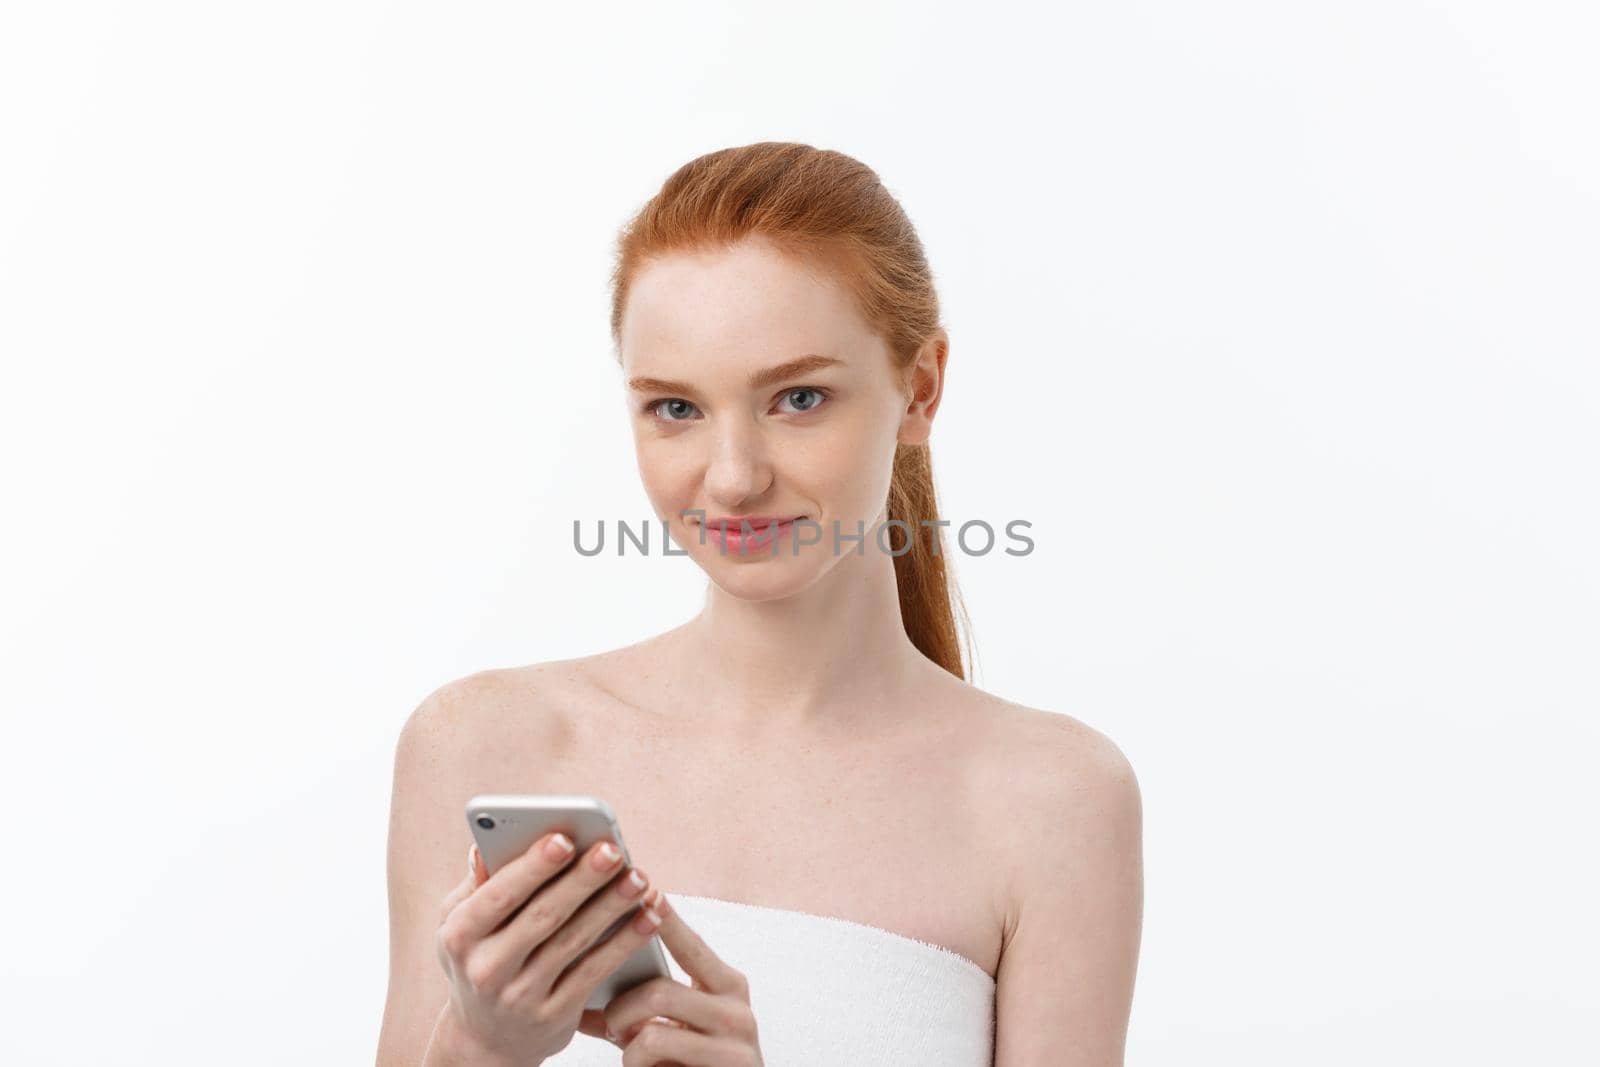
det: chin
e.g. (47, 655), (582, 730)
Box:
(701, 553), (821, 602)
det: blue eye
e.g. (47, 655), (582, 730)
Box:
(650, 398), (699, 421)
(646, 388), (829, 422)
(777, 387), (828, 414)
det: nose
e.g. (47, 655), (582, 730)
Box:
(702, 416), (773, 507)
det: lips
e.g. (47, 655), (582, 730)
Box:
(702, 515), (802, 531)
(698, 515), (805, 553)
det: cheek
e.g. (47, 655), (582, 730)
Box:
(797, 411), (900, 511)
(633, 436), (696, 511)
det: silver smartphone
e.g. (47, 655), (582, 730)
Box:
(465, 794), (672, 1011)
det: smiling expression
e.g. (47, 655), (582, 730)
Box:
(618, 236), (925, 599)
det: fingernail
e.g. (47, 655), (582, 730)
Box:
(545, 833), (574, 860)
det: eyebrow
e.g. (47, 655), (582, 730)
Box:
(627, 354), (844, 396)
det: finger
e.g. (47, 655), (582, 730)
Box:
(648, 893), (747, 997)
(501, 840), (631, 962)
(619, 1017), (689, 1056)
(620, 1021), (749, 1067)
(607, 979), (752, 1047)
(471, 844), (488, 886)
(575, 1008), (615, 1045)
(525, 873), (662, 1007)
(437, 847), (479, 923)
(576, 1008), (673, 1048)
(453, 831), (577, 938)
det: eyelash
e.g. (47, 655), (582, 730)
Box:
(644, 386), (832, 423)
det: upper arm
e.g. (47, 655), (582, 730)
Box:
(375, 672), (529, 1065)
(992, 717), (1144, 1067)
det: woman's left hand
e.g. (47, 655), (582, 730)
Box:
(580, 889), (763, 1066)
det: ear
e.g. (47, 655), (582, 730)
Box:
(897, 330), (949, 447)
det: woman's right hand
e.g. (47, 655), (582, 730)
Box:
(424, 832), (665, 1066)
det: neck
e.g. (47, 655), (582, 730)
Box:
(664, 532), (935, 733)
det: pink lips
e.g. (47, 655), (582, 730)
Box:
(700, 515), (803, 554)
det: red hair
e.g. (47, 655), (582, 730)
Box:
(608, 142), (974, 680)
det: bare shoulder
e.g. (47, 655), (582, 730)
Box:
(943, 682), (1139, 803)
(393, 658), (595, 772)
(965, 695), (1144, 1062)
(962, 693), (1142, 922)
(387, 663), (575, 873)
(387, 654), (628, 861)
(992, 700), (1139, 798)
(377, 659), (598, 1063)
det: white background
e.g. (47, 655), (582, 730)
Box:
(2, 2), (1596, 1063)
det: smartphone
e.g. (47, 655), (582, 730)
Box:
(465, 794), (671, 1011)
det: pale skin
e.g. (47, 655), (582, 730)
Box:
(377, 235), (1144, 1065)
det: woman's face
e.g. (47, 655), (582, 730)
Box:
(618, 235), (933, 601)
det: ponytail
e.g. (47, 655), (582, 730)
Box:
(611, 141), (974, 679)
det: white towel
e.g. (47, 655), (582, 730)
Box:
(543, 893), (996, 1065)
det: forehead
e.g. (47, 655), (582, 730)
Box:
(619, 238), (877, 373)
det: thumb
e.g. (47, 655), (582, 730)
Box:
(576, 1008), (619, 1047)
(438, 847), (479, 921)
(470, 844), (489, 886)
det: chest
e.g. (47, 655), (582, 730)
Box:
(549, 706), (1008, 977)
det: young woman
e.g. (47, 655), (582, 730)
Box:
(376, 142), (1144, 1066)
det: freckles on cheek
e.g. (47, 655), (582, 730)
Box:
(797, 423), (884, 508)
(826, 412), (894, 469)
(825, 412), (902, 505)
(636, 445), (699, 513)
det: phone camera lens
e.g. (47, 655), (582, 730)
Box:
(475, 815), (496, 830)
